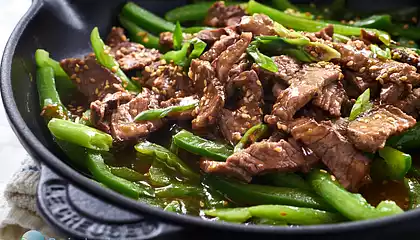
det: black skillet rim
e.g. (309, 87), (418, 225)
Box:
(2, 0), (420, 235)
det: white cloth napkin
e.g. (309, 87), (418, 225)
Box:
(0, 156), (58, 239)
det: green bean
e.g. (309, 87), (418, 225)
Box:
(118, 15), (160, 50)
(48, 118), (113, 151)
(308, 170), (403, 221)
(90, 27), (140, 93)
(135, 140), (199, 180)
(121, 2), (176, 34)
(173, 130), (233, 161)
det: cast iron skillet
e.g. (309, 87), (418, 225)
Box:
(2, 0), (420, 239)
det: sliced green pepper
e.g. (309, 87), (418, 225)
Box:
(349, 88), (372, 121)
(377, 146), (412, 180)
(134, 100), (198, 121)
(261, 173), (312, 191)
(110, 167), (146, 182)
(173, 130), (233, 161)
(387, 122), (420, 151)
(404, 178), (420, 209)
(155, 184), (203, 198)
(205, 176), (333, 211)
(203, 208), (252, 223)
(149, 160), (173, 186)
(118, 15), (161, 50)
(234, 123), (268, 152)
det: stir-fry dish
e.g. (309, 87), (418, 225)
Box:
(34, 0), (420, 225)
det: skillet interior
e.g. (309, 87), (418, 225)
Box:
(2, 0), (420, 238)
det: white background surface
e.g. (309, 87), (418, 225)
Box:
(0, 0), (32, 192)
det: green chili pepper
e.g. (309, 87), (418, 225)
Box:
(205, 176), (333, 211)
(183, 26), (215, 34)
(87, 151), (154, 199)
(121, 2), (176, 34)
(135, 140), (199, 180)
(48, 118), (113, 151)
(165, 2), (214, 22)
(203, 208), (252, 223)
(261, 173), (312, 191)
(377, 146), (412, 180)
(169, 139), (179, 155)
(155, 184), (203, 198)
(248, 205), (344, 225)
(187, 38), (207, 64)
(35, 49), (68, 78)
(234, 123), (268, 152)
(370, 44), (391, 60)
(308, 169), (403, 221)
(134, 100), (198, 121)
(149, 160), (174, 186)
(246, 0), (391, 45)
(36, 67), (69, 121)
(349, 88), (372, 121)
(90, 27), (140, 93)
(333, 33), (351, 43)
(118, 15), (161, 50)
(173, 21), (183, 50)
(109, 167), (146, 182)
(203, 184), (229, 209)
(247, 41), (279, 73)
(162, 42), (190, 66)
(404, 178), (420, 209)
(252, 218), (287, 226)
(352, 15), (393, 29)
(173, 130), (233, 161)
(272, 0), (298, 11)
(389, 24), (420, 41)
(387, 122), (420, 151)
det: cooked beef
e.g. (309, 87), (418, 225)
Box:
(189, 59), (214, 95)
(136, 61), (193, 100)
(226, 55), (251, 96)
(288, 137), (320, 169)
(360, 29), (382, 45)
(191, 61), (225, 129)
(272, 82), (287, 98)
(291, 118), (370, 191)
(333, 117), (349, 136)
(110, 41), (161, 71)
(160, 95), (199, 120)
(90, 91), (133, 133)
(196, 28), (231, 44)
(343, 69), (380, 99)
(380, 83), (411, 104)
(106, 27), (128, 48)
(60, 53), (123, 102)
(238, 14), (277, 36)
(200, 34), (238, 62)
(110, 89), (163, 141)
(219, 70), (263, 144)
(270, 62), (341, 125)
(313, 81), (346, 116)
(392, 48), (420, 69)
(347, 105), (416, 152)
(158, 32), (195, 49)
(214, 32), (253, 84)
(393, 88), (420, 118)
(200, 140), (307, 182)
(204, 1), (246, 27)
(314, 24), (334, 41)
(334, 41), (420, 86)
(253, 55), (301, 84)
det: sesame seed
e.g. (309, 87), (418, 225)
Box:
(89, 78), (96, 83)
(399, 76), (408, 81)
(346, 60), (354, 67)
(111, 66), (118, 73)
(70, 74), (77, 79)
(274, 147), (282, 152)
(95, 88), (99, 95)
(256, 80), (262, 86)
(84, 65), (89, 70)
(145, 66), (151, 72)
(359, 67), (366, 73)
(75, 78), (81, 83)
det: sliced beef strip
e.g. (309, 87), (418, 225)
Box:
(110, 89), (164, 141)
(196, 28), (232, 44)
(392, 48), (420, 70)
(204, 1), (246, 27)
(380, 83), (411, 105)
(334, 41), (420, 86)
(191, 61), (226, 129)
(110, 41), (161, 71)
(360, 29), (382, 45)
(343, 69), (380, 99)
(160, 95), (200, 120)
(347, 105), (416, 153)
(200, 140), (307, 182)
(200, 33), (238, 62)
(394, 88), (420, 118)
(90, 91), (133, 133)
(136, 61), (193, 100)
(238, 14), (277, 36)
(313, 81), (346, 116)
(219, 70), (263, 144)
(60, 53), (123, 102)
(106, 27), (127, 48)
(288, 137), (319, 170)
(213, 32), (253, 84)
(252, 55), (301, 84)
(314, 24), (334, 41)
(290, 118), (370, 191)
(271, 62), (342, 125)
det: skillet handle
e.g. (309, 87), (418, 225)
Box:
(36, 163), (181, 239)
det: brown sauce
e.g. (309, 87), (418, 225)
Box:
(360, 180), (409, 210)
